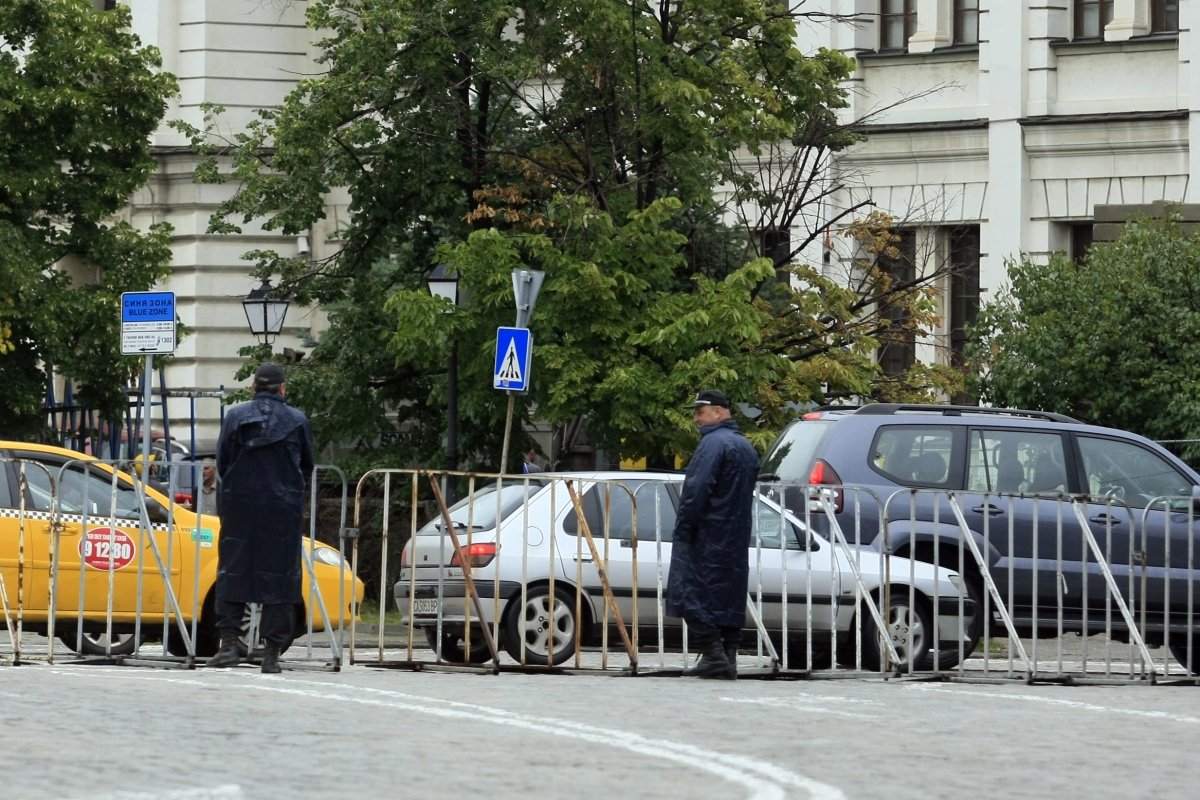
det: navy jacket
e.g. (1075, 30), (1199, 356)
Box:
(216, 392), (314, 605)
(665, 419), (761, 628)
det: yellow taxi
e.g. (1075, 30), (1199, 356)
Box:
(0, 442), (363, 656)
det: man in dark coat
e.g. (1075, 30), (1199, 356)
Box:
(666, 390), (760, 679)
(207, 362), (314, 673)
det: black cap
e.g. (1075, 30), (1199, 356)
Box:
(254, 362), (287, 384)
(685, 390), (730, 409)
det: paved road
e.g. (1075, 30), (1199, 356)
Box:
(3, 648), (1200, 800)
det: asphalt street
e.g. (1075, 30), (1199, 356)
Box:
(3, 644), (1200, 800)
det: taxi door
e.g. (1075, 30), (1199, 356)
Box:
(0, 459), (50, 615)
(17, 454), (181, 618)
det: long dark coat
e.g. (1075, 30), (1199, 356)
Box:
(665, 419), (761, 628)
(216, 391), (314, 605)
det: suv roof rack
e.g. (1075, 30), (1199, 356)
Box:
(852, 404), (1079, 424)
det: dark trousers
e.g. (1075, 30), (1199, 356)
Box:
(215, 598), (294, 646)
(686, 619), (742, 651)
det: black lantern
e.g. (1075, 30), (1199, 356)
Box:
(242, 280), (289, 346)
(425, 263), (460, 306)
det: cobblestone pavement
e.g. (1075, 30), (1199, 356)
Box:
(4, 638), (1200, 800)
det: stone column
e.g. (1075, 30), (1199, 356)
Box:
(1105, 0), (1150, 41)
(909, 0), (952, 52)
(981, 0), (1029, 291)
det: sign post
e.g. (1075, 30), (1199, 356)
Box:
(121, 292), (176, 483)
(496, 270), (543, 475)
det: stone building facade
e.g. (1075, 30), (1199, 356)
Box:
(797, 0), (1195, 372)
(110, 0), (1198, 445)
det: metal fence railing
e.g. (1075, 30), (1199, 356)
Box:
(349, 470), (1200, 685)
(0, 456), (360, 671)
(9, 458), (1200, 686)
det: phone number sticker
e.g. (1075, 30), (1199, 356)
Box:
(79, 528), (136, 571)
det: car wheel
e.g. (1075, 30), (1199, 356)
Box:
(59, 631), (139, 656)
(424, 627), (492, 663)
(860, 590), (932, 672)
(503, 586), (578, 666)
(1169, 634), (1200, 674)
(925, 575), (985, 670)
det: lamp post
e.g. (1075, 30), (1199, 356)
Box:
(242, 280), (290, 346)
(426, 265), (460, 502)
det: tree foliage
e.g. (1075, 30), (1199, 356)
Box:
(971, 216), (1200, 455)
(180, 0), (960, 468)
(0, 0), (177, 437)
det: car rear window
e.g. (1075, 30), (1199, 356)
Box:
(761, 420), (833, 480)
(871, 426), (957, 488)
(416, 481), (541, 535)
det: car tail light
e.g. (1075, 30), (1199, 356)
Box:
(450, 542), (497, 568)
(401, 547), (408, 568)
(807, 459), (843, 514)
(175, 493), (193, 505)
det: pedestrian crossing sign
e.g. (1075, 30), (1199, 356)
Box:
(494, 327), (533, 392)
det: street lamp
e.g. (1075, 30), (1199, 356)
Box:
(426, 265), (460, 501)
(242, 280), (290, 346)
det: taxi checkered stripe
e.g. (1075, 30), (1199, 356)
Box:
(0, 507), (172, 531)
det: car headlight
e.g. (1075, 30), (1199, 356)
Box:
(312, 546), (347, 568)
(948, 574), (965, 595)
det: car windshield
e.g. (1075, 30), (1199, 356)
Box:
(761, 419), (833, 480)
(416, 481), (542, 535)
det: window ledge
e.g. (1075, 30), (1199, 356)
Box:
(1048, 33), (1179, 54)
(856, 44), (980, 67)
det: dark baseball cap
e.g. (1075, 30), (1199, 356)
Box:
(254, 362), (287, 384)
(684, 390), (730, 409)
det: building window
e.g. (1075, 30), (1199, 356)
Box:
(954, 0), (980, 45)
(1152, 0), (1179, 33)
(948, 226), (980, 403)
(881, 0), (917, 52)
(1071, 223), (1094, 263)
(1075, 0), (1114, 39)
(754, 228), (791, 270)
(877, 230), (917, 377)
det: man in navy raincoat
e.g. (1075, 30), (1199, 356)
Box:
(207, 362), (314, 673)
(666, 390), (760, 679)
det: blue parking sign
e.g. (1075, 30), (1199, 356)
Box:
(494, 327), (532, 392)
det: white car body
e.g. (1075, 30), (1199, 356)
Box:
(395, 472), (973, 665)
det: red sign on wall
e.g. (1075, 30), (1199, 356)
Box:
(79, 528), (136, 571)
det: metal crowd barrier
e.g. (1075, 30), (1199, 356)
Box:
(348, 470), (1200, 685)
(0, 456), (354, 671)
(352, 470), (908, 678)
(880, 488), (1187, 684)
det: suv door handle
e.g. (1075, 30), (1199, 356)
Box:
(972, 504), (1004, 516)
(1089, 515), (1123, 525)
(572, 554), (594, 563)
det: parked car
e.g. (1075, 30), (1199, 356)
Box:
(394, 472), (974, 670)
(759, 403), (1200, 669)
(0, 442), (363, 657)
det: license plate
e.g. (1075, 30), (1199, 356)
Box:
(413, 598), (440, 615)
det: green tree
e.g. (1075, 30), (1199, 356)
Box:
(0, 0), (178, 438)
(181, 0), (959, 468)
(970, 216), (1200, 457)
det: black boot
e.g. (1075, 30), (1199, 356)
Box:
(724, 643), (739, 679)
(722, 629), (742, 679)
(261, 642), (282, 674)
(206, 633), (241, 668)
(682, 632), (732, 679)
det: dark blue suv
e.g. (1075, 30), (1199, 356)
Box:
(760, 404), (1200, 669)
